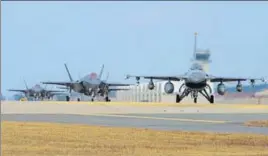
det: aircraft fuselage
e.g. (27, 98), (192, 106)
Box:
(72, 79), (104, 96)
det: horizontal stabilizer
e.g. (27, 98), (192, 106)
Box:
(7, 89), (27, 93)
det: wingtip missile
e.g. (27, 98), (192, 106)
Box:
(262, 77), (267, 84)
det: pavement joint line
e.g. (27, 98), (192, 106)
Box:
(86, 113), (229, 124)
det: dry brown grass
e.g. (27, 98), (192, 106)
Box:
(2, 121), (268, 156)
(245, 120), (268, 127)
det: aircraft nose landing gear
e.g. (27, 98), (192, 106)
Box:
(191, 91), (198, 103)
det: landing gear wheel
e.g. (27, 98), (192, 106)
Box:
(77, 98), (80, 101)
(176, 94), (181, 103)
(210, 95), (214, 104)
(91, 98), (94, 102)
(194, 98), (197, 103)
(105, 97), (110, 102)
(66, 96), (70, 101)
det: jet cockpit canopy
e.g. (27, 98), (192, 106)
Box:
(190, 63), (203, 71)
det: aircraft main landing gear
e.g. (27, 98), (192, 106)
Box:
(105, 96), (111, 102)
(176, 84), (215, 104)
(175, 88), (190, 103)
(199, 89), (214, 104)
(209, 95), (214, 104)
(176, 94), (181, 103)
(66, 96), (70, 101)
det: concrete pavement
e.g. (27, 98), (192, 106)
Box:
(2, 101), (268, 135)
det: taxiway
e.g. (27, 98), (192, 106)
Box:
(2, 101), (268, 135)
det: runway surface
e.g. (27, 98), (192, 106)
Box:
(2, 101), (268, 135)
(3, 113), (268, 135)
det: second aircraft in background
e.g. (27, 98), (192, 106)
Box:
(8, 80), (65, 100)
(42, 64), (132, 102)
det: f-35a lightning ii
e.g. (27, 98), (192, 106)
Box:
(41, 64), (132, 102)
(8, 80), (65, 100)
(125, 33), (265, 104)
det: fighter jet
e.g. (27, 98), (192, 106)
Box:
(41, 64), (132, 102)
(8, 80), (65, 100)
(125, 33), (265, 104)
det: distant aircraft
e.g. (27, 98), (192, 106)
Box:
(41, 64), (132, 102)
(125, 33), (265, 104)
(8, 80), (65, 100)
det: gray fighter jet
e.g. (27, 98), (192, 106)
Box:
(125, 33), (265, 104)
(41, 64), (132, 102)
(8, 80), (65, 100)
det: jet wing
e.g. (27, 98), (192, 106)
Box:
(46, 90), (66, 93)
(125, 74), (187, 81)
(41, 81), (75, 86)
(207, 75), (265, 82)
(50, 92), (67, 96)
(56, 86), (70, 90)
(108, 88), (130, 91)
(107, 83), (133, 87)
(7, 89), (27, 93)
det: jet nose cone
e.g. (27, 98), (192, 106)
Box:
(190, 76), (200, 82)
(189, 72), (206, 83)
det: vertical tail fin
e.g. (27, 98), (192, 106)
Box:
(23, 79), (29, 90)
(64, 63), (74, 82)
(98, 64), (104, 80)
(105, 72), (109, 82)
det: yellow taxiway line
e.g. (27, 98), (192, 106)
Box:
(85, 113), (229, 124)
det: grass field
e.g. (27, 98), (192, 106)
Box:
(2, 121), (268, 156)
(245, 120), (268, 127)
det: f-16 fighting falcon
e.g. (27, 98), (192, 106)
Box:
(41, 63), (132, 102)
(125, 33), (265, 104)
(8, 80), (65, 100)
